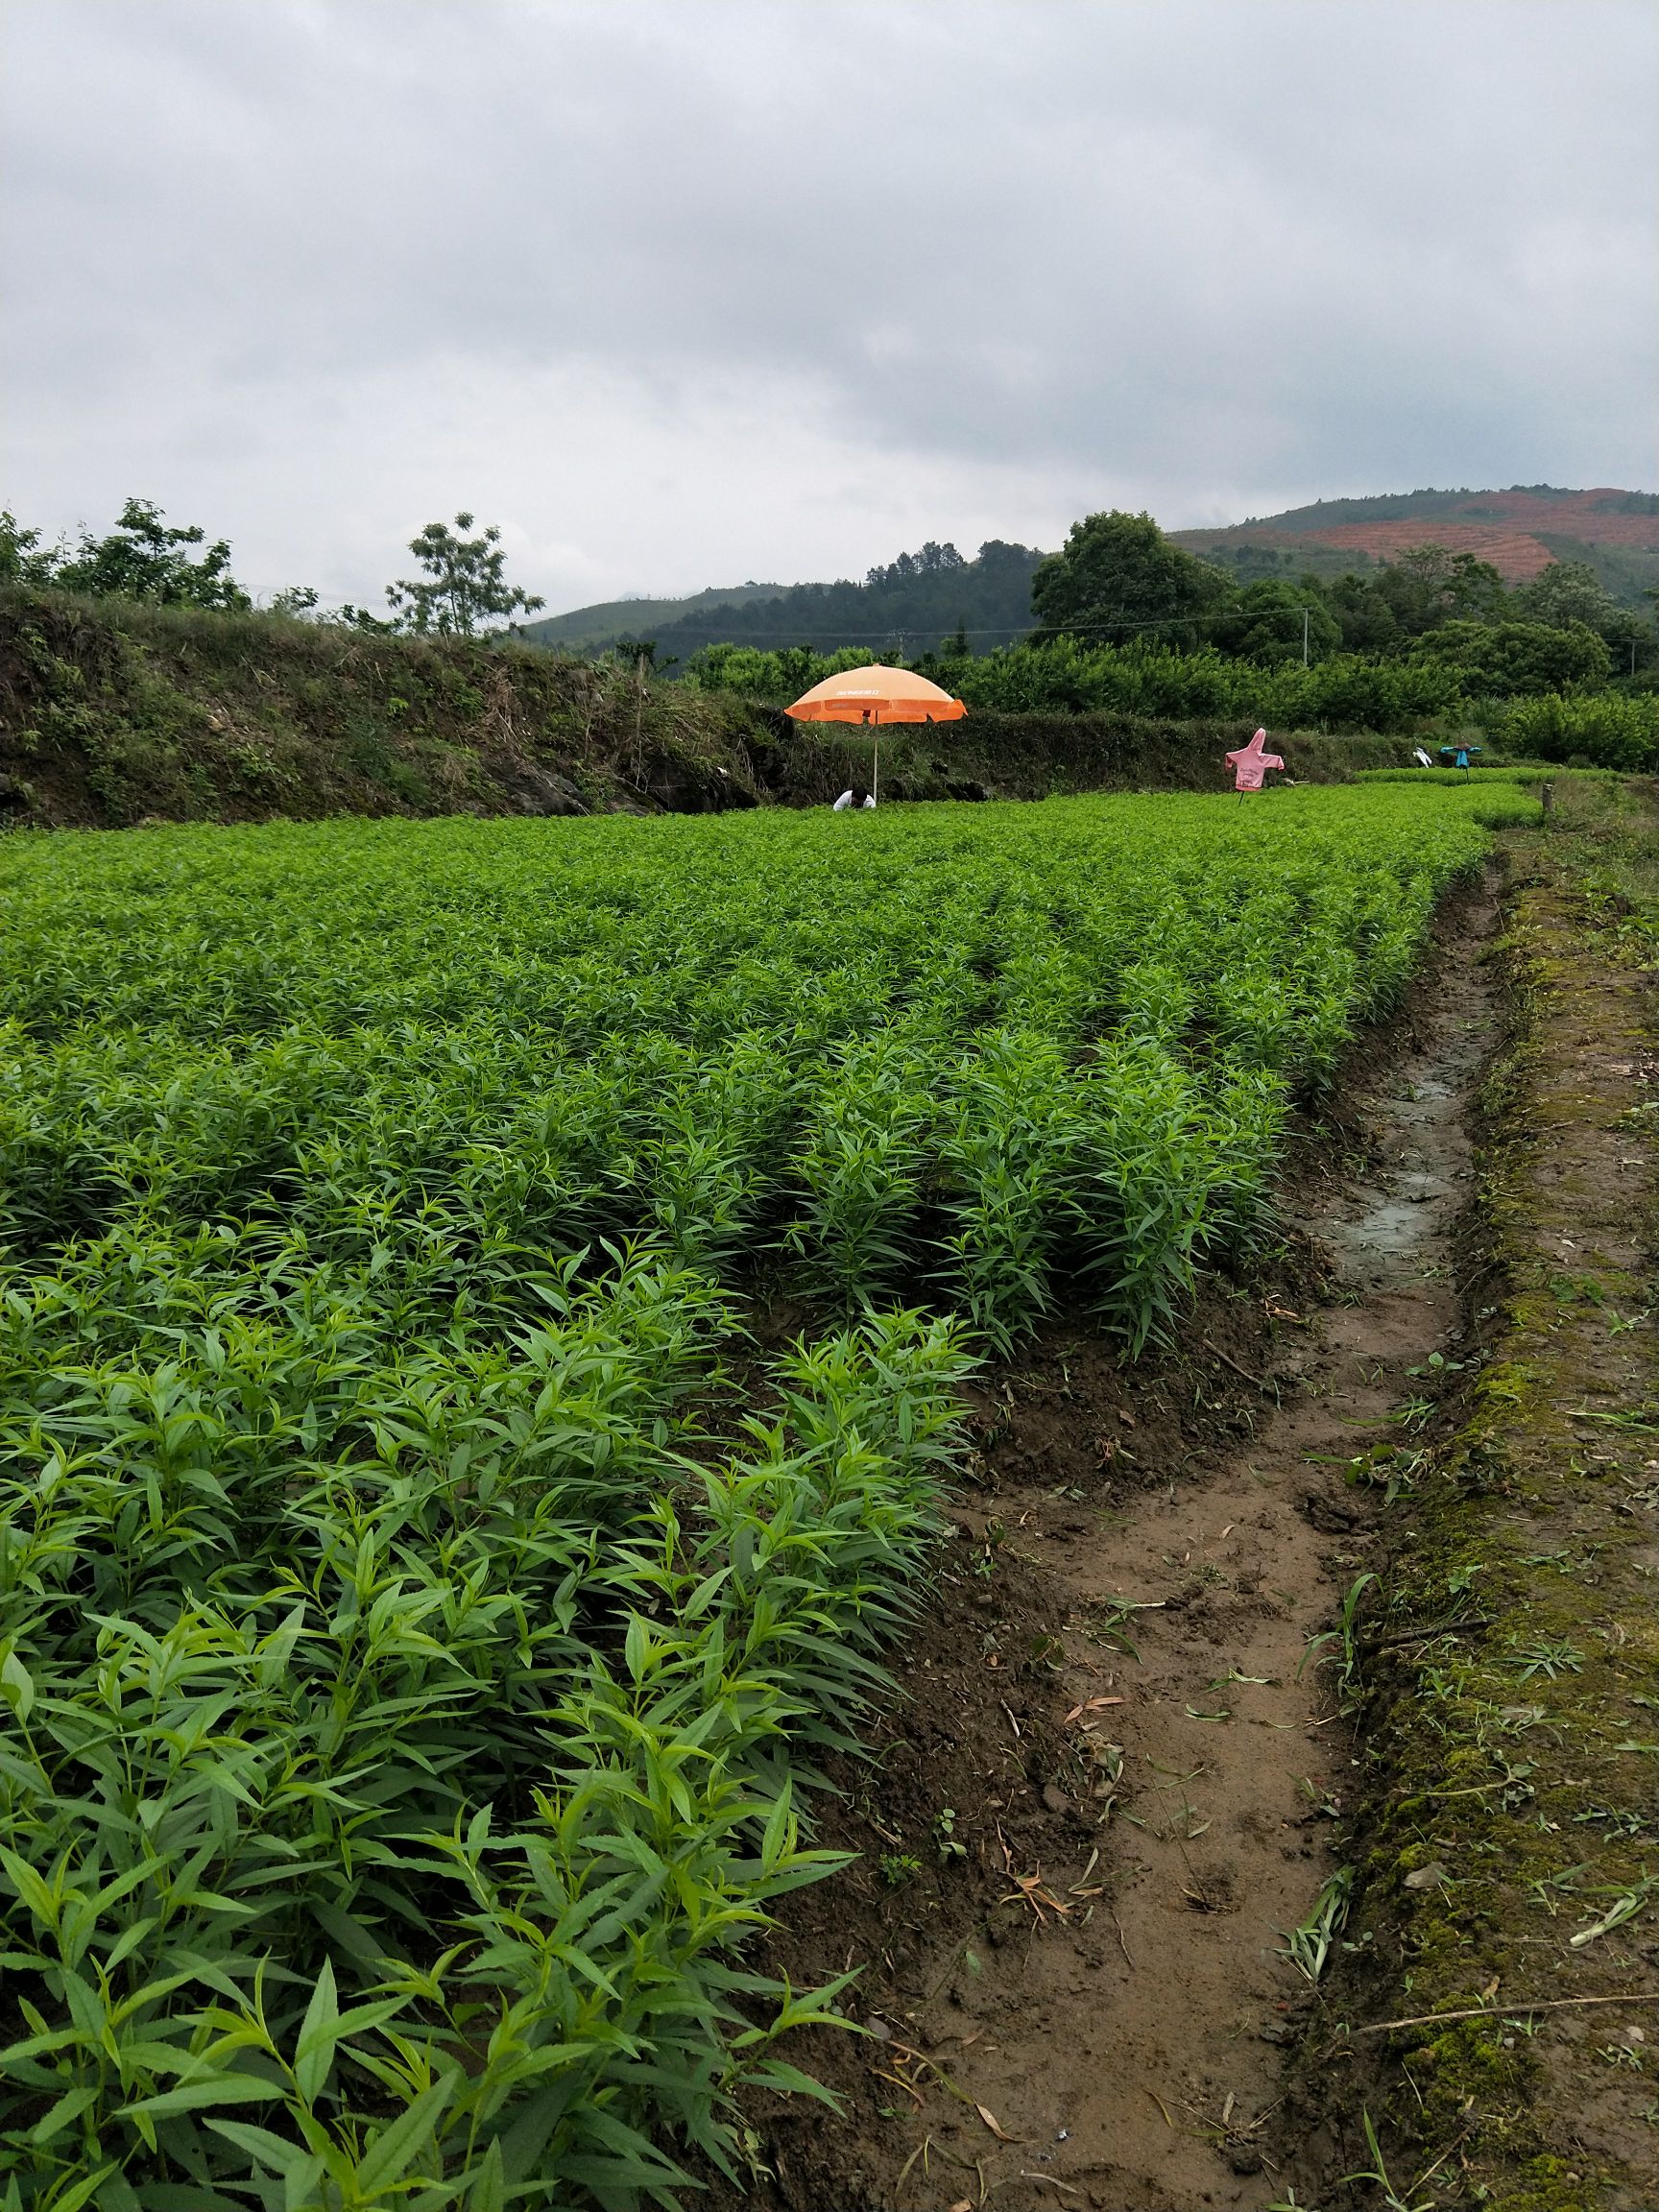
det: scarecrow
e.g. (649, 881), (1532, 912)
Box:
(1225, 727), (1285, 796)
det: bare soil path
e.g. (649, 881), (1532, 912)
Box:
(724, 886), (1503, 2212)
(888, 890), (1499, 2210)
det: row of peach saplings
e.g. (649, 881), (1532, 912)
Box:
(0, 1241), (973, 2207)
(0, 1057), (1294, 2202)
(7, 1016), (1293, 1354)
(0, 791), (1526, 2204)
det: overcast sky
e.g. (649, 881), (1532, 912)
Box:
(4, 0), (1656, 613)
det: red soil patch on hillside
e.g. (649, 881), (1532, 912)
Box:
(1448, 487), (1659, 547)
(1298, 520), (1557, 579)
(1178, 488), (1659, 581)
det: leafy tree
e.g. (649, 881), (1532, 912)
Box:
(683, 642), (869, 700)
(55, 497), (251, 609)
(1213, 576), (1341, 664)
(1511, 560), (1646, 658)
(1030, 510), (1232, 650)
(1319, 546), (1511, 653)
(1370, 545), (1508, 636)
(385, 513), (544, 637)
(0, 511), (62, 587)
(269, 585), (321, 619)
(1408, 617), (1611, 695)
(865, 541), (966, 590)
(1326, 568), (1404, 654)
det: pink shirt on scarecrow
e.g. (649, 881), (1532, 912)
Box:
(1225, 728), (1285, 791)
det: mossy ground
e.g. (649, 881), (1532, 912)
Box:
(1301, 780), (1659, 2210)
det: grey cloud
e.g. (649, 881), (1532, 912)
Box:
(3, 0), (1654, 605)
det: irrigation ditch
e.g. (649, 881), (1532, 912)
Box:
(702, 800), (1659, 2212)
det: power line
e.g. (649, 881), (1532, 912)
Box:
(605, 606), (1324, 648)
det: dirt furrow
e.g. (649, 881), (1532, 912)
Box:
(893, 891), (1498, 2208)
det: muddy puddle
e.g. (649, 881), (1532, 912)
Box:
(736, 885), (1504, 2211)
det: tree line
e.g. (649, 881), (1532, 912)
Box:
(0, 502), (542, 637)
(1020, 507), (1651, 671)
(5, 496), (1655, 765)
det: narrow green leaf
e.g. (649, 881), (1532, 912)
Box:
(292, 1956), (339, 2107)
(120, 2075), (284, 2124)
(352, 2074), (457, 2197)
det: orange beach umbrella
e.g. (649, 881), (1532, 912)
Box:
(783, 662), (966, 805)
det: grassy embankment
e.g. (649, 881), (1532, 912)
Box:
(1309, 777), (1659, 2210)
(0, 587), (1428, 830)
(0, 588), (768, 826)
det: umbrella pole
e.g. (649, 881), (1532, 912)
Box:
(871, 714), (879, 806)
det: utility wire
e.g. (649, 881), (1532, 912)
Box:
(589, 605), (1325, 648)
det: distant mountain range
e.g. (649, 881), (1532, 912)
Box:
(520, 487), (1659, 660)
(520, 541), (1045, 666)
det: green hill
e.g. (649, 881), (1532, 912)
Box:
(526, 489), (1659, 667)
(1171, 485), (1659, 603)
(518, 581), (783, 652)
(524, 540), (1046, 666)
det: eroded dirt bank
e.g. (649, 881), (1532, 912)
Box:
(710, 882), (1507, 2211)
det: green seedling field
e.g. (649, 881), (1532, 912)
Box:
(0, 782), (1534, 2207)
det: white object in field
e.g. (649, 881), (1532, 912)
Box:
(1413, 747), (1434, 767)
(832, 790), (876, 810)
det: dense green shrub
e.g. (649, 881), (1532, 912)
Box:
(1493, 688), (1659, 770)
(1408, 617), (1611, 695)
(686, 635), (1466, 731)
(1030, 509), (1232, 651)
(939, 639), (1463, 731)
(687, 636), (1464, 731)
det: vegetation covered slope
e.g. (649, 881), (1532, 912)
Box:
(1303, 780), (1659, 2209)
(0, 587), (774, 828)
